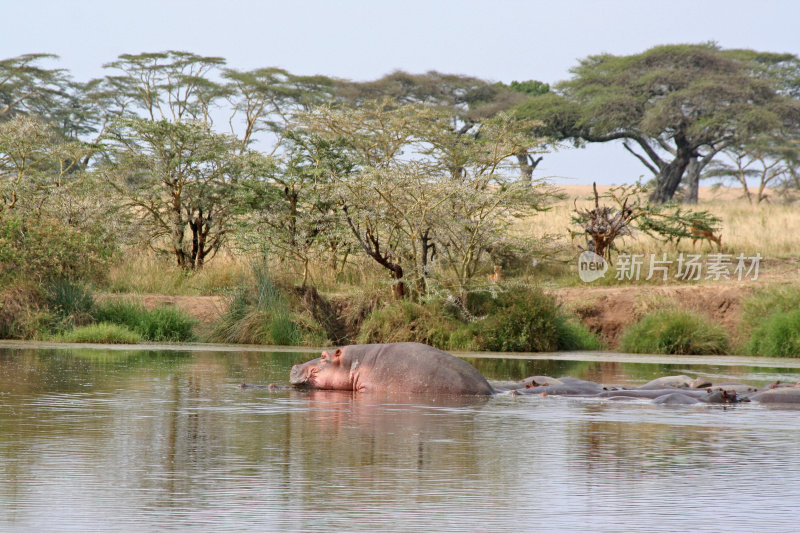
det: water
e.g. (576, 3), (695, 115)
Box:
(2, 345), (800, 532)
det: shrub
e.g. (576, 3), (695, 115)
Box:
(620, 310), (729, 355)
(57, 323), (142, 344)
(356, 287), (602, 353)
(746, 309), (800, 357)
(0, 213), (113, 285)
(556, 318), (605, 351)
(477, 288), (563, 352)
(93, 300), (196, 342)
(356, 299), (476, 350)
(0, 283), (53, 339)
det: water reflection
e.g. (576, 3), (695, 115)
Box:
(2, 347), (800, 531)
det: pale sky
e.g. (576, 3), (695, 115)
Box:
(3, 0), (798, 185)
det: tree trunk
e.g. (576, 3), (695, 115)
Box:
(515, 152), (543, 184)
(649, 149), (692, 203)
(390, 265), (405, 299)
(683, 157), (699, 204)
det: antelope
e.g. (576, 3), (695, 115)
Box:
(488, 265), (504, 282)
(689, 225), (722, 250)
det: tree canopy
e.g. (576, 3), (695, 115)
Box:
(517, 43), (800, 202)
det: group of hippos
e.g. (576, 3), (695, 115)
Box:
(245, 342), (800, 406)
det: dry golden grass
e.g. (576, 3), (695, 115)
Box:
(521, 185), (800, 260)
(105, 251), (249, 295)
(104, 184), (798, 297)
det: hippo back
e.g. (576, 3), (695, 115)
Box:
(346, 342), (493, 395)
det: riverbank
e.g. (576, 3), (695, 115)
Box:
(96, 269), (796, 352)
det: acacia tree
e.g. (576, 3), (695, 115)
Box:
(296, 100), (553, 298)
(517, 44), (800, 203)
(0, 54), (69, 121)
(236, 132), (353, 287)
(102, 51), (226, 124)
(0, 115), (95, 216)
(223, 67), (337, 151)
(103, 118), (252, 269)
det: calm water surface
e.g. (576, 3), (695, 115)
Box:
(2, 346), (800, 532)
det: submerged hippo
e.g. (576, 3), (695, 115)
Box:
(289, 342), (494, 395)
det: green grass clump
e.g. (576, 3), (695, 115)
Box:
(620, 310), (729, 355)
(740, 286), (800, 332)
(356, 287), (603, 353)
(477, 288), (602, 352)
(44, 279), (95, 329)
(208, 262), (329, 346)
(93, 300), (196, 342)
(746, 309), (800, 357)
(556, 319), (605, 351)
(356, 299), (478, 350)
(57, 323), (143, 344)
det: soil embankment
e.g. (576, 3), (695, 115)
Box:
(551, 284), (753, 348)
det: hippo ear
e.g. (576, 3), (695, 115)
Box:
(332, 348), (343, 363)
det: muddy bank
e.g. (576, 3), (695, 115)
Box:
(552, 284), (755, 348)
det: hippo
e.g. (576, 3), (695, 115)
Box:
(289, 342), (494, 395)
(596, 389), (708, 400)
(750, 387), (800, 404)
(652, 392), (701, 406)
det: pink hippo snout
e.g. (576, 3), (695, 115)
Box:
(290, 349), (353, 390)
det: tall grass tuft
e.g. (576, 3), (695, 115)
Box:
(43, 279), (95, 329)
(746, 309), (800, 357)
(93, 300), (196, 342)
(208, 262), (327, 346)
(620, 310), (729, 355)
(555, 318), (605, 351)
(57, 323), (143, 344)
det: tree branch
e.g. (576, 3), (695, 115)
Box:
(623, 141), (658, 175)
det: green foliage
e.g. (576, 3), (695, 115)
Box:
(57, 323), (142, 344)
(356, 287), (602, 353)
(93, 300), (196, 342)
(478, 289), (563, 352)
(556, 319), (605, 351)
(356, 299), (478, 350)
(746, 309), (800, 357)
(43, 279), (95, 329)
(620, 310), (729, 355)
(740, 286), (800, 332)
(0, 213), (114, 285)
(208, 263), (329, 346)
(508, 80), (550, 96)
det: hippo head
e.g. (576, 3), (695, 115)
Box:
(290, 348), (354, 390)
